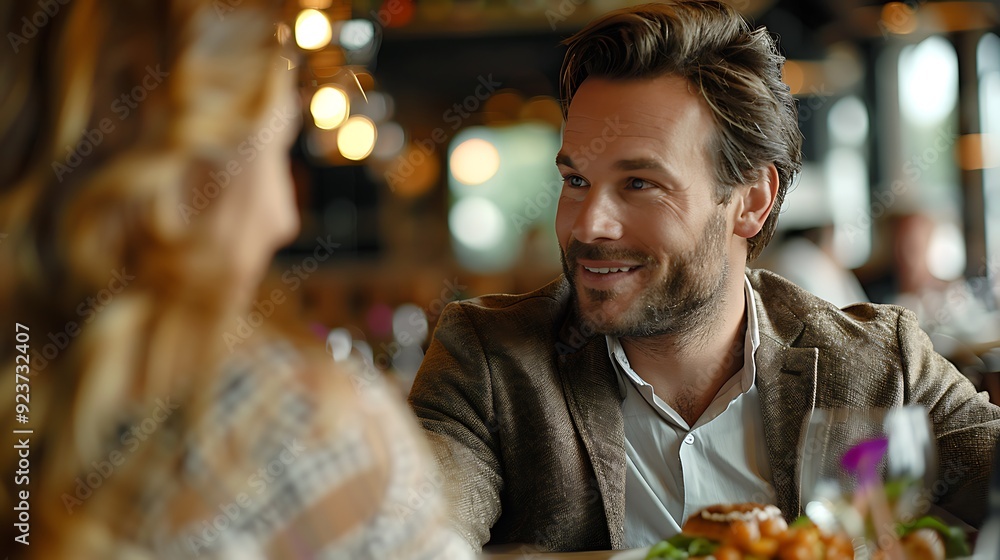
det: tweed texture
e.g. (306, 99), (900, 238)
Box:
(408, 269), (1000, 552)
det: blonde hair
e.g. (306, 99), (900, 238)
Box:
(0, 0), (292, 556)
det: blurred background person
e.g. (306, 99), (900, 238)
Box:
(757, 223), (870, 308)
(755, 164), (869, 307)
(0, 1), (471, 558)
(861, 211), (948, 311)
(859, 207), (1000, 385)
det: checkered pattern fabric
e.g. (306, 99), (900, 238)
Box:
(129, 339), (473, 560)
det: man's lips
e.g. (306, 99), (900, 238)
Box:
(576, 259), (643, 275)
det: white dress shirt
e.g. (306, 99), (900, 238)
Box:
(608, 275), (777, 548)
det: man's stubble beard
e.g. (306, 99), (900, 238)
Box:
(561, 210), (730, 339)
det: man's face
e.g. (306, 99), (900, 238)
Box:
(555, 75), (738, 337)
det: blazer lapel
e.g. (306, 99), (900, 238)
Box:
(557, 330), (627, 549)
(753, 281), (819, 519)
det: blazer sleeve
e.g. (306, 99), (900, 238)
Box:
(408, 301), (503, 552)
(898, 307), (1000, 527)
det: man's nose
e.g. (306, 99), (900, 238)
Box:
(571, 188), (623, 244)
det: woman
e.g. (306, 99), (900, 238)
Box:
(0, 1), (470, 558)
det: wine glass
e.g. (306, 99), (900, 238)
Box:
(798, 406), (937, 557)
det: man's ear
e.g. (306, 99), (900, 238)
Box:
(733, 164), (779, 240)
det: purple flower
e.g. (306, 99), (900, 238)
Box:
(842, 437), (889, 487)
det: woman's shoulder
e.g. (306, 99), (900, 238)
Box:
(199, 335), (390, 457)
(144, 335), (458, 558)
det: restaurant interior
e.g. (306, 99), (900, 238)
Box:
(263, 0), (1000, 397)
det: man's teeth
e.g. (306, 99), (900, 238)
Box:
(584, 266), (633, 274)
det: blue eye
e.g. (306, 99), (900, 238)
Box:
(627, 178), (652, 190)
(563, 175), (587, 188)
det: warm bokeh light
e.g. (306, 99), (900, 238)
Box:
(295, 9), (333, 50)
(385, 142), (440, 198)
(782, 61), (805, 95)
(337, 116), (377, 161)
(959, 134), (1000, 170)
(880, 2), (918, 35)
(483, 90), (526, 124)
(449, 197), (506, 250)
(450, 138), (500, 185)
(353, 72), (376, 92)
(520, 96), (564, 128)
(300, 0), (333, 8)
(310, 86), (349, 130)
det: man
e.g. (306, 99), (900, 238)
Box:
(409, 0), (1000, 552)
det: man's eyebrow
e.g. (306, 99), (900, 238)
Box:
(615, 157), (682, 184)
(556, 154), (681, 182)
(614, 157), (668, 172)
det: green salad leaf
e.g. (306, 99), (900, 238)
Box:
(789, 515), (814, 528)
(883, 478), (914, 501)
(645, 534), (720, 559)
(896, 515), (971, 558)
(644, 540), (687, 560)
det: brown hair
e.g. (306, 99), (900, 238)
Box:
(560, 0), (802, 261)
(0, 0), (292, 556)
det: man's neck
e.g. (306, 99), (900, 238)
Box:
(619, 277), (748, 426)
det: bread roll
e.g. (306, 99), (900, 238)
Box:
(682, 503), (784, 543)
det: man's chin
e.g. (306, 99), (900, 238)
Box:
(575, 292), (687, 338)
(574, 295), (628, 336)
(569, 281), (655, 336)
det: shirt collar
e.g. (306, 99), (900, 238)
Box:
(741, 273), (760, 392)
(608, 273), (761, 396)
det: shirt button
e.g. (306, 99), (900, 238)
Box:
(684, 434), (695, 445)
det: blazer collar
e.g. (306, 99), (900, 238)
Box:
(749, 269), (819, 519)
(555, 278), (627, 549)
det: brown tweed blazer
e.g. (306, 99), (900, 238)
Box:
(409, 269), (1000, 552)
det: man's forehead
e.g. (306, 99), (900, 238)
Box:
(557, 79), (722, 184)
(562, 76), (713, 141)
(562, 114), (670, 143)
(569, 75), (702, 108)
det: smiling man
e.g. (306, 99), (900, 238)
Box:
(409, 1), (1000, 553)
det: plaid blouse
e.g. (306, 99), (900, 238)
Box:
(129, 339), (473, 560)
